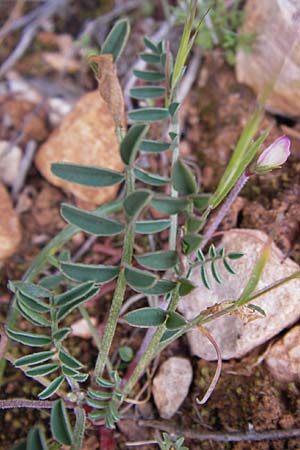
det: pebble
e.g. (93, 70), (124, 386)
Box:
(152, 357), (193, 419)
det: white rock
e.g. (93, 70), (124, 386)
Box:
(0, 141), (22, 186)
(178, 229), (300, 360)
(266, 326), (300, 383)
(48, 97), (73, 126)
(236, 0), (300, 117)
(71, 317), (97, 339)
(152, 357), (192, 419)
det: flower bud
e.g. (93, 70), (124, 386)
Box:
(253, 135), (291, 174)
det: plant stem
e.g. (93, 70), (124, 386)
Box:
(169, 108), (180, 251)
(94, 170), (135, 377)
(200, 172), (249, 249)
(72, 406), (86, 450)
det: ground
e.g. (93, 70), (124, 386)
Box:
(0, 1), (300, 449)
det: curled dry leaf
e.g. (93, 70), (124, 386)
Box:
(89, 54), (126, 129)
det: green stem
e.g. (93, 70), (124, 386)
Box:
(71, 406), (86, 450)
(94, 170), (135, 377)
(169, 109), (180, 251)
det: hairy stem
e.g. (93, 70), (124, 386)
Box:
(95, 170), (135, 377)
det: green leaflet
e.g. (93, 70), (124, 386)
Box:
(139, 52), (161, 64)
(178, 278), (196, 296)
(16, 298), (51, 327)
(51, 399), (73, 446)
(51, 163), (125, 187)
(15, 351), (55, 367)
(38, 375), (64, 399)
(39, 274), (62, 289)
(165, 311), (187, 330)
(135, 279), (177, 295)
(124, 307), (167, 328)
(101, 18), (130, 62)
(26, 426), (47, 450)
(53, 328), (71, 342)
(182, 233), (203, 255)
(130, 86), (165, 99)
(123, 190), (152, 220)
(124, 265), (158, 289)
(54, 281), (95, 306)
(26, 363), (59, 377)
(135, 219), (170, 234)
(16, 291), (50, 313)
(9, 281), (51, 298)
(134, 168), (170, 186)
(144, 36), (159, 53)
(151, 196), (189, 215)
(139, 139), (170, 153)
(61, 204), (125, 236)
(120, 124), (149, 165)
(61, 262), (119, 283)
(136, 250), (178, 270)
(133, 69), (165, 81)
(56, 286), (99, 322)
(6, 329), (51, 347)
(128, 108), (169, 122)
(58, 349), (84, 369)
(172, 159), (198, 195)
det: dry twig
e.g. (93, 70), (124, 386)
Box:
(138, 420), (300, 443)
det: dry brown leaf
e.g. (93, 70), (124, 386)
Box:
(89, 54), (126, 129)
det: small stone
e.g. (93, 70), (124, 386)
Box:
(35, 91), (124, 204)
(71, 317), (97, 338)
(0, 141), (22, 186)
(178, 229), (300, 360)
(152, 357), (193, 419)
(0, 184), (22, 260)
(266, 326), (300, 383)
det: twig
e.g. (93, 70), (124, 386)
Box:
(125, 440), (158, 447)
(138, 420), (300, 442)
(0, 398), (53, 409)
(12, 140), (37, 200)
(0, 0), (69, 77)
(72, 235), (98, 262)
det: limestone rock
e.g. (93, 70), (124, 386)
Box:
(236, 0), (300, 117)
(266, 326), (300, 383)
(178, 229), (300, 360)
(152, 357), (192, 419)
(35, 91), (123, 204)
(0, 184), (22, 260)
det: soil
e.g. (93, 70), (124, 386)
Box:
(1, 2), (300, 450)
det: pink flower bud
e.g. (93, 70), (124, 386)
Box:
(256, 136), (291, 172)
